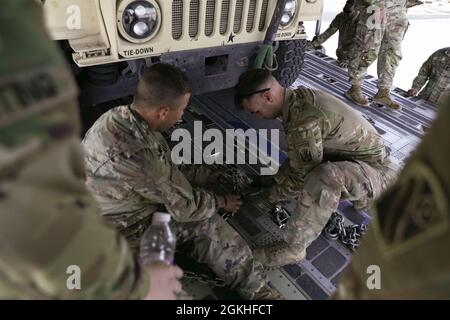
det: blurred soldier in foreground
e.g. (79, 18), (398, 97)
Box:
(235, 69), (398, 267)
(0, 1), (182, 299)
(82, 64), (280, 299)
(408, 47), (450, 105)
(346, 0), (408, 110)
(335, 97), (450, 299)
(310, 0), (359, 68)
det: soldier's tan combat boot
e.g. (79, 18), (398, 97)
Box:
(344, 85), (370, 107)
(253, 283), (285, 300)
(254, 242), (306, 268)
(373, 88), (402, 110)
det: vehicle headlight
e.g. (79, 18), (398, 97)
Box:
(118, 0), (161, 43)
(280, 0), (297, 27)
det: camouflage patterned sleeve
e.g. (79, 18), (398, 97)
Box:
(265, 161), (306, 202)
(358, 0), (378, 5)
(266, 118), (324, 202)
(179, 164), (213, 187)
(0, 136), (149, 299)
(412, 51), (434, 91)
(112, 148), (217, 223)
(313, 13), (342, 46)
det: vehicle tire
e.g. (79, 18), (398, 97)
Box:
(273, 39), (307, 88)
(86, 63), (120, 86)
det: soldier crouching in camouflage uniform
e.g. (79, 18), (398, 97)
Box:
(310, 0), (359, 68)
(408, 47), (450, 106)
(0, 1), (182, 299)
(82, 64), (279, 299)
(235, 69), (398, 267)
(346, 0), (409, 110)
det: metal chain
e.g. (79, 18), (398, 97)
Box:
(324, 212), (368, 252)
(214, 169), (367, 252)
(183, 270), (227, 287)
(272, 204), (291, 229)
(215, 167), (254, 221)
(218, 167), (253, 194)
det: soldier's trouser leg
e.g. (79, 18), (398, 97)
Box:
(349, 13), (385, 86)
(336, 48), (346, 63)
(175, 215), (267, 299)
(284, 160), (398, 259)
(377, 16), (408, 89)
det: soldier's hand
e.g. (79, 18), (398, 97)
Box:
(408, 88), (418, 96)
(306, 41), (315, 51)
(311, 36), (321, 49)
(217, 194), (242, 213)
(337, 60), (349, 68)
(145, 263), (183, 300)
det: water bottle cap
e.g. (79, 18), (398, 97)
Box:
(152, 212), (171, 223)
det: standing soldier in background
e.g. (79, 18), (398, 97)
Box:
(346, 0), (409, 110)
(0, 0), (182, 299)
(406, 0), (423, 9)
(408, 47), (450, 106)
(310, 0), (360, 68)
(335, 97), (450, 299)
(404, 0), (424, 39)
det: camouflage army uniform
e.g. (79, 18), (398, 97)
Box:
(335, 97), (450, 299)
(411, 47), (450, 105)
(406, 0), (423, 9)
(0, 1), (148, 299)
(82, 106), (267, 299)
(349, 0), (408, 89)
(311, 10), (360, 65)
(256, 88), (398, 267)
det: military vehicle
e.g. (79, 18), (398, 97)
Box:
(42, 0), (323, 105)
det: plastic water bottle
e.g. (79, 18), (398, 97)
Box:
(139, 212), (176, 266)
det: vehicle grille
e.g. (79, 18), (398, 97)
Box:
(171, 0), (269, 40)
(205, 0), (216, 36)
(259, 0), (269, 31)
(189, 0), (200, 38)
(172, 0), (183, 40)
(220, 0), (230, 35)
(246, 0), (257, 32)
(233, 0), (244, 33)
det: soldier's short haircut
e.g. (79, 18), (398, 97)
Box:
(134, 63), (192, 110)
(234, 68), (272, 109)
